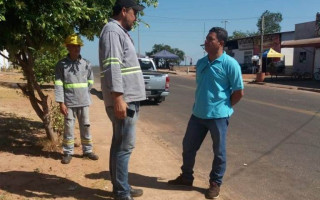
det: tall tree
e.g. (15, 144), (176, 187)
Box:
(0, 0), (158, 142)
(146, 44), (185, 65)
(257, 10), (283, 34)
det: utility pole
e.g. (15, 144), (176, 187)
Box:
(203, 22), (206, 56)
(138, 24), (140, 57)
(221, 20), (229, 30)
(259, 15), (265, 73)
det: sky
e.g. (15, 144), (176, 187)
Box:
(81, 0), (320, 66)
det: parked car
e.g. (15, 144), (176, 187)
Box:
(138, 57), (170, 103)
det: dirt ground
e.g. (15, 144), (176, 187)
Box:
(0, 71), (214, 200)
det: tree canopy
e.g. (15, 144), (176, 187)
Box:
(228, 30), (258, 40)
(257, 10), (283, 34)
(0, 0), (158, 141)
(146, 44), (185, 64)
(229, 10), (283, 39)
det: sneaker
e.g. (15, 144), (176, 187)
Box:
(61, 154), (72, 164)
(205, 181), (220, 199)
(83, 152), (99, 160)
(130, 186), (143, 197)
(168, 174), (193, 186)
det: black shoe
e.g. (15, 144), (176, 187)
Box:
(168, 174), (193, 186)
(130, 186), (143, 197)
(83, 152), (99, 160)
(61, 155), (72, 164)
(205, 181), (220, 199)
(114, 196), (134, 200)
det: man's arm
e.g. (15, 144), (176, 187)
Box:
(87, 61), (94, 89)
(54, 62), (67, 115)
(231, 89), (244, 106)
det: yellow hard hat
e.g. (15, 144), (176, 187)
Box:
(64, 34), (84, 46)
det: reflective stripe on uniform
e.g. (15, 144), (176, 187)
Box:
(121, 66), (141, 75)
(103, 57), (122, 66)
(55, 80), (63, 86)
(63, 139), (74, 145)
(64, 83), (89, 89)
(88, 80), (94, 84)
(81, 139), (92, 145)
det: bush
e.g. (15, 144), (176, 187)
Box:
(50, 101), (64, 136)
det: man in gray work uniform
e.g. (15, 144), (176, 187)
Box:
(55, 34), (99, 164)
(99, 0), (146, 200)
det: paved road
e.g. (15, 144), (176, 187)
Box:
(138, 75), (320, 200)
(93, 68), (320, 200)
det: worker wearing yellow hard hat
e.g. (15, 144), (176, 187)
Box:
(64, 34), (84, 61)
(55, 33), (98, 164)
(64, 34), (84, 46)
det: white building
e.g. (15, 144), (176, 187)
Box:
(281, 13), (320, 75)
(0, 50), (9, 70)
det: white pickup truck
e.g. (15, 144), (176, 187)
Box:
(138, 57), (170, 103)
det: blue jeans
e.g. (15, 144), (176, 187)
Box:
(106, 102), (140, 198)
(181, 114), (229, 186)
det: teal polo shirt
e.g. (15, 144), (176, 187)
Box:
(192, 52), (244, 119)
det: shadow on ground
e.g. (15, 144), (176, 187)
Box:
(0, 112), (61, 160)
(0, 171), (112, 200)
(86, 171), (206, 194)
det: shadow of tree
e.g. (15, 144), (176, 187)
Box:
(0, 171), (112, 200)
(0, 112), (61, 160)
(86, 171), (206, 194)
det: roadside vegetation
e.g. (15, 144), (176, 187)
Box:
(0, 0), (158, 143)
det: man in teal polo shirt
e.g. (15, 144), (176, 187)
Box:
(168, 27), (244, 199)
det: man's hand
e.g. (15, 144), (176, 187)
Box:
(59, 102), (68, 116)
(112, 92), (127, 119)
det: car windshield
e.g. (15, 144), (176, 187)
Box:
(139, 60), (154, 70)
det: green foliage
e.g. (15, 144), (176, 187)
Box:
(33, 46), (68, 84)
(0, 0), (158, 140)
(146, 44), (185, 64)
(50, 102), (64, 136)
(229, 30), (259, 40)
(0, 0), (5, 22)
(0, 0), (159, 78)
(257, 10), (283, 34)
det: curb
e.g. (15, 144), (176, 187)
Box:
(245, 80), (320, 93)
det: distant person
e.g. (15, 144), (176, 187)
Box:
(99, 0), (146, 200)
(168, 27), (244, 199)
(55, 34), (99, 164)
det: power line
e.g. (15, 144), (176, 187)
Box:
(143, 14), (316, 22)
(144, 14), (258, 21)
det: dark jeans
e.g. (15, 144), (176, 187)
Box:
(181, 114), (229, 186)
(106, 102), (140, 198)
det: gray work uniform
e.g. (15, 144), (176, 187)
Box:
(99, 19), (146, 107)
(99, 19), (146, 198)
(54, 56), (94, 155)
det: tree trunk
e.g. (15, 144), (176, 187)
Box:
(16, 50), (58, 142)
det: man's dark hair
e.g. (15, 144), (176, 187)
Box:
(209, 27), (228, 46)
